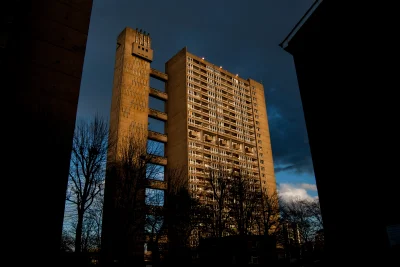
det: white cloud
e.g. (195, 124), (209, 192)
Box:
(299, 183), (317, 191)
(278, 183), (318, 202)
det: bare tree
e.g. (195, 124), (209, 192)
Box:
(256, 190), (281, 237)
(102, 133), (164, 264)
(280, 198), (321, 244)
(203, 164), (233, 238)
(62, 196), (103, 253)
(142, 166), (204, 265)
(162, 167), (205, 265)
(307, 199), (323, 231)
(144, 187), (165, 265)
(66, 114), (111, 253)
(60, 229), (75, 253)
(81, 197), (103, 252)
(277, 197), (324, 262)
(202, 165), (266, 238)
(228, 170), (261, 236)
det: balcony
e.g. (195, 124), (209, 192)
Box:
(150, 68), (168, 81)
(149, 87), (168, 101)
(148, 130), (167, 143)
(189, 130), (199, 138)
(245, 147), (253, 154)
(203, 134), (211, 141)
(148, 108), (167, 121)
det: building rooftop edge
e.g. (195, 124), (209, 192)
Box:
(279, 0), (323, 50)
(184, 49), (263, 86)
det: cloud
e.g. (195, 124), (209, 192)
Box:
(299, 183), (317, 191)
(267, 104), (315, 175)
(278, 183), (318, 202)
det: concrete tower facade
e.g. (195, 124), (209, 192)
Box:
(101, 27), (168, 265)
(166, 48), (276, 199)
(102, 26), (277, 264)
(109, 27), (154, 159)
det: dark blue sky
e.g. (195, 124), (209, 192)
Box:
(77, 0), (318, 200)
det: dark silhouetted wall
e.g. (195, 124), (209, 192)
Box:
(282, 1), (399, 265)
(2, 0), (93, 264)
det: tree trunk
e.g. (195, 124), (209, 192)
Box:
(218, 204), (223, 237)
(75, 209), (84, 253)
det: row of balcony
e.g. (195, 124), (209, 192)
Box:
(187, 71), (252, 101)
(188, 117), (254, 139)
(189, 183), (261, 194)
(188, 94), (253, 119)
(188, 152), (258, 166)
(188, 105), (254, 131)
(188, 143), (257, 160)
(187, 90), (252, 115)
(191, 155), (258, 168)
(189, 175), (260, 183)
(188, 78), (253, 108)
(188, 169), (259, 179)
(189, 159), (259, 172)
(188, 107), (254, 130)
(188, 122), (256, 145)
(190, 152), (258, 164)
(187, 105), (254, 130)
(193, 130), (255, 147)
(194, 77), (251, 101)
(188, 59), (251, 95)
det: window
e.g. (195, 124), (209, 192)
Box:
(258, 140), (262, 144)
(257, 133), (261, 137)
(260, 160), (264, 164)
(256, 121), (259, 125)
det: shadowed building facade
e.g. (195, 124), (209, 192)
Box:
(280, 0), (400, 265)
(2, 0), (93, 264)
(102, 27), (277, 264)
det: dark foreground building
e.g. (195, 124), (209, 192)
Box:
(198, 235), (277, 266)
(280, 0), (399, 266)
(2, 0), (93, 265)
